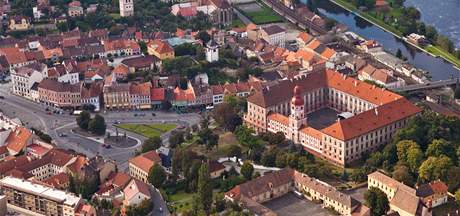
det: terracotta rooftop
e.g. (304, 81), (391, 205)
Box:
(151, 87), (165, 101)
(267, 112), (289, 126)
(128, 150), (161, 173)
(5, 127), (32, 154)
(322, 98), (421, 140)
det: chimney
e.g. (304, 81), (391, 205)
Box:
(374, 108), (378, 116)
(354, 81), (357, 87)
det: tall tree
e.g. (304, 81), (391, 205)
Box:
(419, 155), (453, 182)
(241, 161), (254, 180)
(76, 111), (91, 130)
(364, 187), (389, 216)
(425, 139), (456, 161)
(88, 114), (106, 135)
(392, 164), (414, 186)
(148, 164), (166, 188)
(212, 103), (242, 131)
(197, 162), (213, 215)
(141, 137), (162, 153)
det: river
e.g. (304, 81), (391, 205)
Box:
(302, 0), (459, 81)
(405, 0), (460, 49)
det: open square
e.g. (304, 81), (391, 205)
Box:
(236, 2), (283, 24)
(262, 193), (333, 216)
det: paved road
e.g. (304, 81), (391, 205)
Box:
(0, 82), (203, 215)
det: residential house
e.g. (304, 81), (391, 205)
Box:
(121, 56), (155, 73)
(103, 82), (130, 110)
(151, 87), (165, 109)
(358, 64), (406, 88)
(0, 176), (85, 216)
(103, 39), (140, 57)
(68, 1), (84, 17)
(4, 127), (32, 156)
(147, 39), (174, 61)
(260, 25), (286, 48)
(38, 79), (82, 108)
(129, 82), (152, 110)
(8, 16), (31, 31)
(209, 161), (225, 178)
(416, 180), (449, 209)
(11, 63), (47, 99)
(128, 150), (162, 183)
(0, 47), (35, 70)
(81, 82), (103, 111)
(122, 179), (151, 207)
(368, 171), (432, 216)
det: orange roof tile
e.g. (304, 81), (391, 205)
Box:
(321, 48), (336, 59)
(297, 32), (312, 43)
(321, 98), (421, 140)
(300, 127), (322, 140)
(306, 39), (321, 50)
(113, 65), (130, 75)
(267, 112), (289, 126)
(128, 150), (161, 173)
(5, 127), (32, 154)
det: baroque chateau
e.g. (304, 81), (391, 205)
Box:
(244, 69), (422, 166)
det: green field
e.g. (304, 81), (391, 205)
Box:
(426, 45), (460, 68)
(117, 123), (177, 138)
(168, 191), (194, 213)
(238, 4), (282, 24)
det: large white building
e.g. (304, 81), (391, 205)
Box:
(205, 40), (219, 63)
(119, 0), (134, 17)
(11, 63), (47, 100)
(244, 69), (422, 167)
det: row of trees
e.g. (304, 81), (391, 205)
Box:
(358, 111), (460, 193)
(76, 111), (106, 135)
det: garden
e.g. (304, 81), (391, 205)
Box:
(116, 123), (177, 138)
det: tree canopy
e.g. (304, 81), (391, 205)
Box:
(364, 187), (389, 216)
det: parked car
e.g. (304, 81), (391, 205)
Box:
(151, 113), (156, 116)
(0, 95), (5, 99)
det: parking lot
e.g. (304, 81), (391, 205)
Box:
(263, 193), (333, 216)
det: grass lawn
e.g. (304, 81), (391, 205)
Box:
(109, 13), (121, 20)
(231, 18), (246, 28)
(168, 191), (194, 213)
(117, 123), (177, 138)
(332, 0), (403, 36)
(240, 4), (283, 24)
(185, 132), (247, 160)
(426, 45), (460, 68)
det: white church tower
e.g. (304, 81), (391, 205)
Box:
(289, 85), (307, 142)
(205, 40), (219, 63)
(119, 0), (134, 17)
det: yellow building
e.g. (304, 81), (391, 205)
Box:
(9, 16), (31, 31)
(147, 39), (174, 60)
(0, 176), (88, 216)
(128, 150), (162, 183)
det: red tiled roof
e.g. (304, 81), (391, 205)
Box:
(297, 32), (312, 43)
(267, 112), (289, 126)
(0, 47), (27, 65)
(173, 86), (195, 102)
(322, 98), (421, 140)
(151, 88), (165, 101)
(130, 82), (151, 96)
(128, 150), (161, 173)
(5, 127), (32, 154)
(42, 172), (70, 188)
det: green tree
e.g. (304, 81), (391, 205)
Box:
(148, 164), (166, 188)
(392, 164), (414, 186)
(197, 31), (211, 44)
(426, 139), (456, 161)
(212, 103), (242, 131)
(138, 41), (148, 55)
(141, 137), (162, 153)
(406, 144), (424, 172)
(226, 145), (242, 158)
(241, 161), (254, 180)
(437, 35), (455, 53)
(396, 48), (403, 59)
(364, 187), (389, 216)
(88, 114), (106, 135)
(76, 111), (91, 130)
(425, 25), (438, 41)
(169, 131), (184, 148)
(197, 162), (213, 215)
(419, 155), (453, 182)
(455, 188), (460, 205)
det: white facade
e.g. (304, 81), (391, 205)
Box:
(58, 72), (79, 84)
(119, 0), (134, 17)
(11, 66), (46, 99)
(81, 96), (100, 112)
(206, 42), (219, 63)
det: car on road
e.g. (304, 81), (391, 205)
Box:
(58, 133), (67, 137)
(47, 112), (52, 115)
(177, 125), (185, 129)
(114, 121), (121, 124)
(0, 95), (4, 99)
(151, 113), (156, 116)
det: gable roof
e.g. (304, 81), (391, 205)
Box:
(128, 150), (161, 173)
(123, 178), (151, 201)
(5, 127), (32, 154)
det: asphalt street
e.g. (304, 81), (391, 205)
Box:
(0, 82), (201, 215)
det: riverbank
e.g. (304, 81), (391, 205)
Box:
(328, 0), (460, 69)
